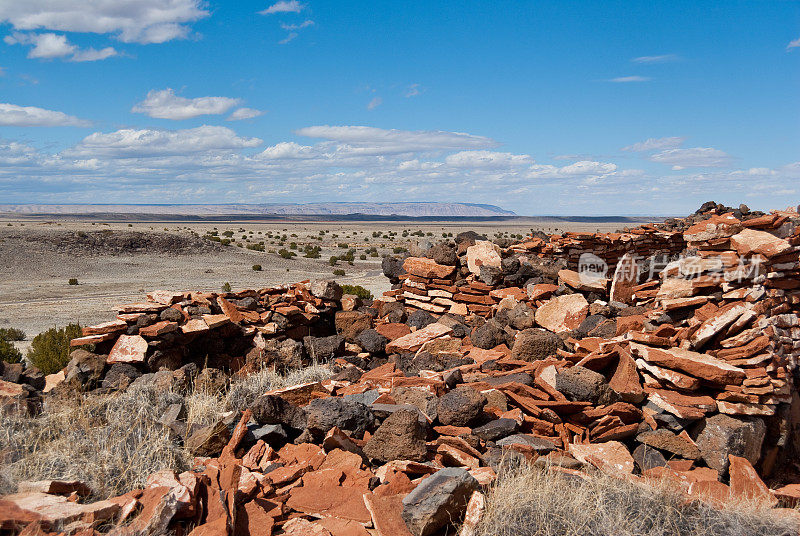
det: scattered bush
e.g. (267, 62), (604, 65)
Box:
(246, 243), (265, 252)
(221, 282), (232, 292)
(0, 338), (22, 364)
(329, 256), (338, 266)
(338, 243), (349, 248)
(340, 284), (373, 300)
(359, 254), (367, 260)
(278, 248), (296, 259)
(68, 278), (78, 285)
(392, 246), (407, 254)
(303, 245), (321, 258)
(332, 269), (345, 276)
(0, 328), (25, 341)
(26, 323), (83, 374)
(252, 264), (262, 271)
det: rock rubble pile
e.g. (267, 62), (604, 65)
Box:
(2, 202), (800, 536)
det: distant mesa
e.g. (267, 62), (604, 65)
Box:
(0, 202), (516, 219)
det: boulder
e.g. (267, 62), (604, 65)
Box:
(250, 394), (308, 430)
(471, 320), (505, 350)
(510, 328), (559, 362)
(303, 335), (344, 362)
(472, 418), (518, 442)
(693, 414), (766, 475)
(363, 409), (428, 463)
(535, 294), (589, 333)
(555, 366), (609, 403)
(335, 311), (373, 343)
(437, 387), (486, 427)
(310, 279), (343, 301)
(305, 397), (375, 438)
(401, 467), (479, 536)
(357, 329), (388, 354)
(64, 349), (106, 390)
(107, 334), (148, 364)
(465, 241), (502, 275)
(402, 257), (456, 279)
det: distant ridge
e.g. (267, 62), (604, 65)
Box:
(0, 202), (515, 218)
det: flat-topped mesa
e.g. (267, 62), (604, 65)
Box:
(3, 202), (800, 536)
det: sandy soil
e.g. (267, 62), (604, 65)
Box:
(0, 217), (628, 352)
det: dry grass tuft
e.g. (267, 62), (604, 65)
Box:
(0, 363), (332, 500)
(474, 462), (799, 536)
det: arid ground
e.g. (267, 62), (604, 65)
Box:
(0, 217), (631, 351)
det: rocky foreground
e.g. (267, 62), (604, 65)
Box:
(2, 202), (800, 535)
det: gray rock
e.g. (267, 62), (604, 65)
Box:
(427, 242), (457, 266)
(244, 423), (287, 446)
(408, 309), (436, 330)
(364, 409), (428, 463)
(357, 329), (388, 354)
(473, 418), (518, 442)
(471, 319), (505, 350)
(305, 397), (375, 438)
(310, 279), (343, 301)
(64, 349), (106, 391)
(392, 386), (439, 421)
(343, 389), (382, 406)
(437, 386), (486, 427)
(303, 335), (344, 361)
(159, 307), (183, 322)
(250, 394), (308, 430)
(101, 363), (142, 390)
(506, 303), (536, 330)
(185, 419), (231, 457)
(484, 372), (534, 387)
(555, 366), (608, 403)
(510, 328), (559, 362)
(693, 414), (766, 475)
(401, 467), (479, 536)
(382, 256), (405, 281)
(633, 444), (667, 472)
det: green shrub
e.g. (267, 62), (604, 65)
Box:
(303, 245), (321, 258)
(252, 264), (262, 271)
(332, 269), (345, 276)
(338, 243), (349, 248)
(359, 254), (367, 260)
(0, 328), (26, 341)
(246, 243), (265, 252)
(27, 323), (83, 374)
(392, 247), (407, 254)
(0, 337), (22, 363)
(68, 278), (78, 285)
(221, 282), (232, 292)
(340, 284), (373, 300)
(278, 248), (296, 259)
(329, 256), (338, 266)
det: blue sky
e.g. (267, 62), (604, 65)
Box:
(0, 0), (798, 215)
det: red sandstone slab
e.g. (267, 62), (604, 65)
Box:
(402, 257), (455, 279)
(385, 323), (452, 353)
(107, 334), (148, 364)
(82, 320), (128, 336)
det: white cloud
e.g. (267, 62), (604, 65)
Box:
(649, 147), (732, 168)
(281, 20), (314, 30)
(260, 1), (304, 15)
(66, 126), (262, 158)
(367, 97), (382, 110)
(631, 54), (680, 63)
(132, 89), (241, 120)
(622, 136), (685, 152)
(608, 76), (652, 83)
(527, 161), (617, 180)
(445, 151), (532, 168)
(0, 0), (208, 44)
(405, 84), (423, 97)
(258, 142), (316, 159)
(279, 32), (298, 44)
(0, 103), (90, 127)
(5, 32), (119, 62)
(70, 46), (118, 62)
(294, 125), (498, 153)
(788, 37), (800, 50)
(227, 107), (266, 121)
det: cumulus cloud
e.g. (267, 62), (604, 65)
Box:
(0, 103), (90, 127)
(788, 37), (800, 50)
(5, 32), (119, 62)
(295, 125), (498, 153)
(0, 0), (208, 44)
(66, 126), (262, 158)
(649, 147), (732, 169)
(608, 76), (652, 83)
(631, 54), (680, 63)
(70, 46), (118, 62)
(227, 107), (266, 121)
(132, 89), (241, 120)
(260, 1), (304, 15)
(622, 136), (685, 152)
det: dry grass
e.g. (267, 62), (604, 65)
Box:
(0, 363), (332, 500)
(474, 462), (799, 536)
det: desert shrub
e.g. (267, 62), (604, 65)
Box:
(359, 254), (367, 260)
(393, 246), (407, 254)
(68, 278), (78, 285)
(338, 243), (349, 248)
(278, 248), (296, 259)
(252, 264), (262, 271)
(222, 230), (234, 237)
(303, 245), (321, 258)
(26, 323), (82, 374)
(333, 269), (345, 276)
(329, 256), (338, 266)
(340, 284), (373, 300)
(221, 282), (232, 292)
(473, 462), (798, 536)
(0, 338), (22, 364)
(246, 243), (265, 252)
(0, 328), (25, 341)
